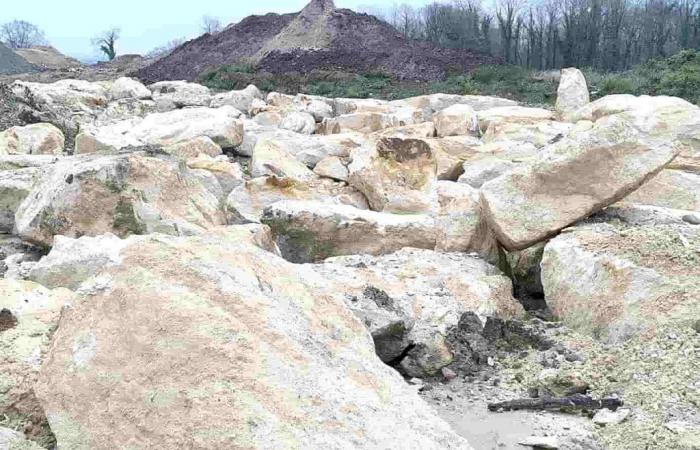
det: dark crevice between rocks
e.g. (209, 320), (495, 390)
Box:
(0, 308), (18, 332)
(444, 312), (557, 379)
(385, 343), (416, 367)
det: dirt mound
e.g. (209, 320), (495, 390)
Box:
(14, 46), (82, 70)
(0, 42), (37, 76)
(136, 13), (295, 84)
(136, 0), (498, 84)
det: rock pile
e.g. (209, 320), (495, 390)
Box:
(0, 66), (698, 449)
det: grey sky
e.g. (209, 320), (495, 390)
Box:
(3, 0), (430, 61)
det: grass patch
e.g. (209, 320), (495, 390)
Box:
(199, 50), (700, 106)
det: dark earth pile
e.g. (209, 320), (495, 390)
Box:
(136, 0), (499, 84)
(0, 42), (36, 76)
(136, 13), (296, 84)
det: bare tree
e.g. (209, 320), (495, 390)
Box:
(146, 38), (186, 59)
(92, 28), (120, 61)
(497, 0), (524, 63)
(0, 20), (47, 49)
(201, 16), (222, 34)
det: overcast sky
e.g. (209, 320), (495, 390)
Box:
(4, 0), (430, 61)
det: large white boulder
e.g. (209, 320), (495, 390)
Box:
(280, 111), (316, 135)
(0, 167), (40, 232)
(14, 153), (227, 246)
(300, 249), (523, 377)
(480, 115), (682, 250)
(476, 106), (555, 134)
(262, 201), (437, 262)
(555, 68), (590, 121)
(250, 138), (317, 181)
(0, 279), (73, 431)
(149, 80), (211, 108)
(541, 218), (699, 342)
(35, 227), (471, 449)
(108, 77), (152, 101)
(433, 104), (478, 137)
(75, 106), (244, 153)
(347, 138), (438, 213)
(227, 176), (368, 224)
(0, 123), (65, 156)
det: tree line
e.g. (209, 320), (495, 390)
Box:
(364, 0), (700, 71)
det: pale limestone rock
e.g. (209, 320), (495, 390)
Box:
(248, 98), (270, 116)
(0, 426), (44, 449)
(266, 91), (294, 108)
(458, 158), (518, 188)
(300, 248), (522, 377)
(433, 104), (478, 137)
(163, 136), (223, 159)
(280, 111), (316, 135)
(593, 408), (630, 426)
(129, 106), (243, 148)
(434, 181), (482, 252)
(252, 110), (283, 127)
(0, 279), (73, 428)
(250, 138), (317, 181)
(482, 121), (574, 148)
(370, 122), (436, 140)
(293, 94), (334, 122)
(0, 168), (40, 233)
(347, 138), (438, 213)
(0, 155), (60, 171)
(237, 125), (365, 166)
(186, 154), (245, 196)
(313, 155), (349, 181)
(622, 169), (700, 211)
(320, 112), (407, 135)
(476, 106), (555, 134)
(35, 227), (470, 450)
(480, 115), (682, 250)
(556, 68), (590, 121)
(14, 153), (227, 247)
(108, 77), (151, 100)
(541, 220), (699, 342)
(392, 94), (517, 114)
(226, 176), (368, 224)
(262, 201), (437, 262)
(11, 79), (108, 113)
(334, 98), (392, 115)
(0, 123), (65, 156)
(149, 80), (211, 108)
(28, 234), (128, 289)
(75, 106), (244, 154)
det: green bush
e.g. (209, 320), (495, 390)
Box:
(198, 50), (700, 106)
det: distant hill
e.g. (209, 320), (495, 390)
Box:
(137, 0), (499, 84)
(0, 42), (37, 75)
(14, 46), (82, 70)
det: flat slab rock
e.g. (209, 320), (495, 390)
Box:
(480, 115), (682, 250)
(35, 226), (471, 450)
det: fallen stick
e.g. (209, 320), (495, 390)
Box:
(487, 394), (623, 413)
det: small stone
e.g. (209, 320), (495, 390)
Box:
(682, 213), (700, 225)
(519, 435), (559, 449)
(408, 378), (424, 386)
(592, 408), (630, 426)
(442, 367), (458, 381)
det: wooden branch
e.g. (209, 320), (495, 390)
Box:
(487, 394), (623, 413)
